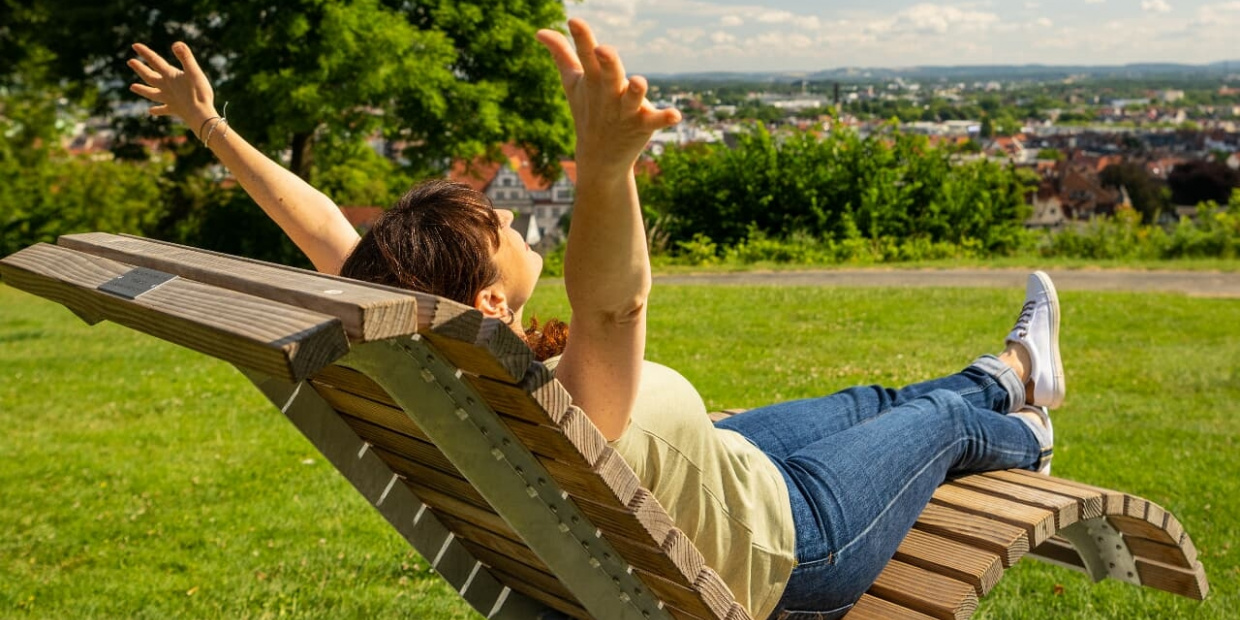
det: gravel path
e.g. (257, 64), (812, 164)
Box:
(651, 268), (1240, 298)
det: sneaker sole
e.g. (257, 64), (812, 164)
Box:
(1033, 271), (1065, 409)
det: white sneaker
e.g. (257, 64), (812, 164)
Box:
(1006, 271), (1065, 409)
(1013, 405), (1054, 475)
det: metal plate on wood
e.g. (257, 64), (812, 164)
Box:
(97, 267), (177, 300)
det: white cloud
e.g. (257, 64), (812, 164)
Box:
(720, 15), (744, 27)
(869, 4), (1001, 36)
(709, 30), (736, 44)
(665, 27), (706, 43)
(1084, 0), (1106, 4)
(1141, 0), (1172, 13)
(1036, 17), (1054, 27)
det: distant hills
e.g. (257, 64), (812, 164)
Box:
(647, 61), (1240, 84)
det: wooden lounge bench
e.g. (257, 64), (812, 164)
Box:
(0, 233), (1209, 620)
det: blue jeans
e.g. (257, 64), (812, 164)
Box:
(713, 356), (1042, 619)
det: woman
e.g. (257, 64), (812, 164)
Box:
(128, 19), (1062, 620)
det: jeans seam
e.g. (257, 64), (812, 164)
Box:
(834, 436), (966, 557)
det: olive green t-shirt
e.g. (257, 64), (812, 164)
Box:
(547, 357), (797, 619)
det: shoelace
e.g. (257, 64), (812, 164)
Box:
(1012, 300), (1036, 338)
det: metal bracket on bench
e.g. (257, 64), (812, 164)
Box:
(344, 336), (674, 620)
(97, 267), (177, 300)
(239, 367), (551, 620)
(1055, 518), (1142, 586)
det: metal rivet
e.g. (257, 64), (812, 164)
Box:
(455, 408), (468, 420)
(538, 477), (546, 486)
(420, 369), (435, 383)
(526, 486), (537, 498)
(589, 558), (601, 568)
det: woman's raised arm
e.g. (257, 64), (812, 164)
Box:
(128, 42), (359, 275)
(536, 20), (681, 440)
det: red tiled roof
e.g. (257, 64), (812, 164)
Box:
(447, 144), (573, 192)
(340, 206), (384, 229)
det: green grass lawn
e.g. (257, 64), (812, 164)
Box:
(1, 279), (1237, 619)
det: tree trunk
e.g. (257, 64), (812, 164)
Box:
(290, 131), (315, 181)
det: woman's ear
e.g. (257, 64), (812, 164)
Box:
(473, 284), (509, 321)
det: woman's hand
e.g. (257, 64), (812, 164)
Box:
(128, 42), (218, 139)
(536, 19), (681, 176)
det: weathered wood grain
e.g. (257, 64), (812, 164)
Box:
(931, 484), (1056, 547)
(58, 232), (420, 341)
(869, 560), (977, 620)
(952, 474), (1080, 528)
(1, 243), (346, 381)
(893, 529), (1004, 597)
(912, 503), (1029, 567)
(984, 470), (1104, 520)
(847, 594), (938, 620)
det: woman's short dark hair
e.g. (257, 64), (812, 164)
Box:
(340, 180), (501, 306)
(340, 179), (568, 360)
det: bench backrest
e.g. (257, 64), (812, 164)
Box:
(0, 233), (746, 620)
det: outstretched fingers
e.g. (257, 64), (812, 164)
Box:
(568, 18), (602, 79)
(171, 42), (203, 77)
(535, 29), (583, 88)
(131, 43), (177, 77)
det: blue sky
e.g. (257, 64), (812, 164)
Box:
(564, 1), (1240, 73)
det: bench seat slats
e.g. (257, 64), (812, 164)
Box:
(931, 484), (1056, 547)
(983, 470), (1104, 520)
(868, 560), (978, 620)
(893, 529), (1004, 597)
(912, 503), (1029, 567)
(951, 475), (1080, 528)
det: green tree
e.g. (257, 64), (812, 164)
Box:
(640, 124), (1033, 257)
(2, 0), (573, 181)
(1100, 162), (1170, 224)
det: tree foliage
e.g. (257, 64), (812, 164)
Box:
(639, 125), (1034, 258)
(2, 0), (574, 180)
(1100, 162), (1170, 224)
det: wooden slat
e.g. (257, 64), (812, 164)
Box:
(893, 529), (1004, 596)
(541, 448), (643, 510)
(693, 567), (743, 620)
(635, 569), (727, 620)
(340, 413), (458, 476)
(1122, 497), (1186, 544)
(912, 503), (1028, 567)
(0, 243), (346, 381)
(468, 362), (574, 427)
(931, 484), (1055, 547)
(58, 232), (420, 341)
(1125, 534), (1195, 567)
(984, 470), (1104, 520)
(316, 383), (429, 440)
(1135, 558), (1209, 601)
(847, 594), (937, 620)
(317, 381), (595, 467)
(1108, 515), (1180, 546)
(488, 565), (593, 620)
(314, 364), (395, 404)
(1028, 536), (1086, 571)
(952, 474), (1080, 528)
(459, 539), (579, 605)
(370, 446), (490, 509)
(1027, 474), (1126, 514)
(868, 560), (977, 620)
(410, 483), (516, 541)
(438, 512), (553, 575)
